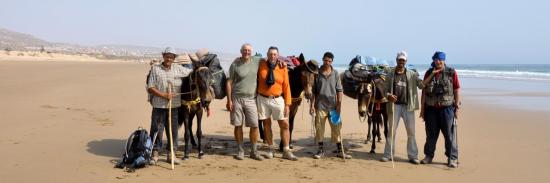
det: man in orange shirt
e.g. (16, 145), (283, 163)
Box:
(257, 46), (297, 161)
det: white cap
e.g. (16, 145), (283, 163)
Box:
(162, 47), (178, 56)
(396, 51), (407, 61)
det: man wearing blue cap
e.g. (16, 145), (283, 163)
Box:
(420, 51), (461, 168)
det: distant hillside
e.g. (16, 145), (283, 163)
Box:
(0, 27), (238, 63)
(0, 28), (53, 49)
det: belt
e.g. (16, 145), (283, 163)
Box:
(259, 93), (281, 99)
(427, 105), (452, 109)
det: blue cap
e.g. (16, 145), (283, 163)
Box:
(432, 51), (446, 61)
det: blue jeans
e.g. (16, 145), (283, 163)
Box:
(150, 108), (179, 152)
(383, 104), (418, 160)
(423, 106), (458, 160)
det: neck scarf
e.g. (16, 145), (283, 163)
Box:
(266, 61), (276, 87)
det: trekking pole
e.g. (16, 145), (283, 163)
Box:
(339, 135), (346, 163)
(390, 102), (395, 169)
(167, 82), (175, 170)
(453, 117), (459, 168)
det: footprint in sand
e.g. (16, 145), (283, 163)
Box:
(40, 104), (58, 109)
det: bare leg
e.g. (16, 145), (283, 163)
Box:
(278, 119), (290, 147)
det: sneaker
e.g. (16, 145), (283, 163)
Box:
(234, 149), (245, 160)
(421, 156), (433, 164)
(166, 155), (181, 165)
(448, 159), (458, 168)
(250, 151), (264, 161)
(409, 159), (420, 165)
(264, 149), (274, 159)
(336, 152), (352, 159)
(380, 157), (392, 162)
(313, 150), (324, 159)
(282, 150), (298, 161)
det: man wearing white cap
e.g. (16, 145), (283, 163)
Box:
(380, 51), (425, 164)
(147, 47), (192, 164)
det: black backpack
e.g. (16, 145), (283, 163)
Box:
(115, 128), (154, 171)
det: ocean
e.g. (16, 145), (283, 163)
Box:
(333, 63), (550, 111)
(334, 64), (550, 82)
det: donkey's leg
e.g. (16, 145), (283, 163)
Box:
(188, 111), (197, 147)
(382, 105), (389, 140)
(182, 108), (192, 160)
(376, 109), (383, 142)
(258, 120), (265, 143)
(196, 109), (204, 158)
(370, 113), (381, 153)
(366, 115), (373, 143)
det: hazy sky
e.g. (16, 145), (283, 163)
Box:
(1, 0), (548, 64)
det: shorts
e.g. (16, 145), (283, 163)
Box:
(230, 96), (259, 127)
(257, 95), (286, 121)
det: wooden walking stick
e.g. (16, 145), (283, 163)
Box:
(167, 82), (175, 170)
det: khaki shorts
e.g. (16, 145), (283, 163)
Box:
(230, 96), (259, 128)
(257, 95), (286, 121)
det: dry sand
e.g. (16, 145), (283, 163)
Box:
(0, 60), (549, 183)
(0, 51), (133, 62)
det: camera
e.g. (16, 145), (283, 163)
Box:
(432, 83), (445, 95)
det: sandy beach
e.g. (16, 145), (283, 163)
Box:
(1, 60), (549, 183)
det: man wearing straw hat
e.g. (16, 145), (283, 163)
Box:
(147, 47), (192, 165)
(309, 52), (351, 159)
(380, 51), (424, 165)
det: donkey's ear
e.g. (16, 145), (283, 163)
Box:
(299, 53), (305, 65)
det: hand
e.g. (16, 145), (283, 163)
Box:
(309, 106), (315, 115)
(277, 59), (287, 68)
(454, 106), (459, 119)
(432, 67), (444, 75)
(284, 105), (290, 118)
(162, 92), (175, 100)
(388, 95), (397, 103)
(206, 107), (212, 117)
(226, 101), (233, 112)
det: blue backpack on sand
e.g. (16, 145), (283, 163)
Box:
(115, 127), (154, 171)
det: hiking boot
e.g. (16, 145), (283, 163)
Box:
(282, 150), (298, 161)
(313, 149), (324, 159)
(421, 156), (433, 164)
(380, 157), (392, 162)
(234, 149), (245, 160)
(264, 149), (274, 159)
(448, 159), (458, 168)
(250, 151), (264, 161)
(409, 159), (420, 165)
(150, 151), (159, 165)
(166, 155), (181, 165)
(336, 152), (352, 159)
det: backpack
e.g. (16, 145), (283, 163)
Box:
(194, 53), (227, 99)
(115, 127), (154, 170)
